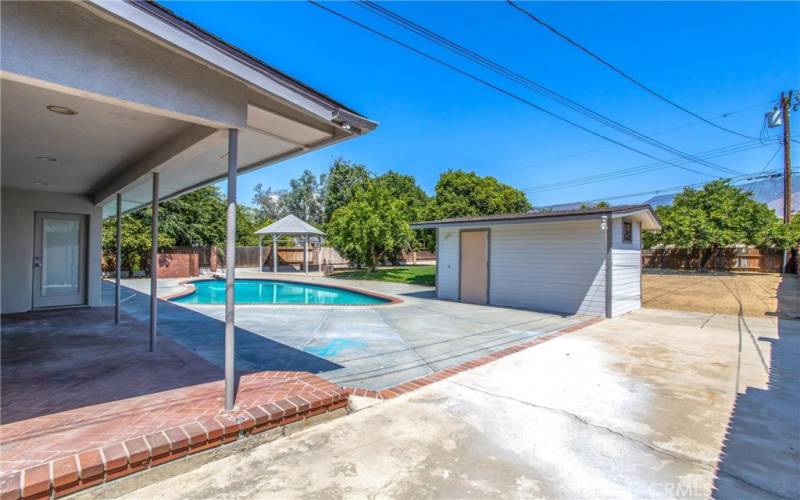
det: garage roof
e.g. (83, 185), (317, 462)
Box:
(411, 204), (662, 230)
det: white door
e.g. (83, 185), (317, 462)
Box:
(33, 212), (87, 309)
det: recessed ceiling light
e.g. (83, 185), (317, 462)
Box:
(37, 155), (57, 162)
(46, 105), (77, 116)
(35, 181), (49, 186)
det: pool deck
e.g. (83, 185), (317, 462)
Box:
(0, 273), (592, 497)
(113, 271), (589, 391)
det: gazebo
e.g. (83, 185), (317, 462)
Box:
(255, 214), (325, 274)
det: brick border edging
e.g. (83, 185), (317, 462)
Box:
(0, 389), (349, 499)
(344, 317), (604, 400)
(162, 277), (403, 306)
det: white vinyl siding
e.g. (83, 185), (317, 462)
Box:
(610, 218), (642, 317)
(437, 228), (460, 300)
(489, 220), (607, 316)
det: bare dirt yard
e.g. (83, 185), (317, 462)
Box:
(642, 271), (800, 318)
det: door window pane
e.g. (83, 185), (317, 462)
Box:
(42, 219), (81, 296)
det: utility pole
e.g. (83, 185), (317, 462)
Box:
(782, 91), (793, 224)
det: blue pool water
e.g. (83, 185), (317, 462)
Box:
(171, 279), (389, 305)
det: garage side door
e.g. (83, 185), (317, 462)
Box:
(460, 230), (489, 304)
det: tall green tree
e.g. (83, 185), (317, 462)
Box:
(283, 170), (325, 224)
(252, 184), (287, 221)
(429, 170), (531, 219)
(158, 186), (226, 246)
(643, 180), (780, 269)
(321, 159), (371, 223)
(327, 180), (412, 271)
(102, 211), (175, 273)
(375, 170), (433, 254)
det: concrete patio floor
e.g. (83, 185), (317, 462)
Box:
(111, 272), (587, 390)
(121, 306), (800, 500)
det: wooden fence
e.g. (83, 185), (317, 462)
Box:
(161, 245), (349, 270)
(642, 247), (784, 273)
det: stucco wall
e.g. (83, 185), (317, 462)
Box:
(1, 188), (102, 314)
(1, 1), (248, 128)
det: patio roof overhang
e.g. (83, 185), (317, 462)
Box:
(0, 1), (377, 213)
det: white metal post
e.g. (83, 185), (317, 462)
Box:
(258, 235), (263, 272)
(272, 235), (278, 273)
(304, 237), (309, 274)
(115, 193), (122, 324)
(225, 129), (238, 411)
(149, 173), (159, 351)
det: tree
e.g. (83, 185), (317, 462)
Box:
(252, 184), (287, 221)
(375, 170), (433, 254)
(327, 180), (412, 271)
(643, 180), (779, 270)
(428, 170), (531, 219)
(283, 170), (325, 224)
(158, 186), (226, 247)
(235, 205), (270, 246)
(102, 211), (175, 273)
(321, 159), (371, 223)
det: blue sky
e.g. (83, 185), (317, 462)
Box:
(163, 1), (799, 208)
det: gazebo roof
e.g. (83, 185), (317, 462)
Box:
(255, 214), (325, 236)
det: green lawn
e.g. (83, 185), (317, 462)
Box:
(330, 265), (436, 286)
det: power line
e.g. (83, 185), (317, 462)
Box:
(754, 144), (784, 200)
(522, 139), (778, 194)
(496, 99), (775, 176)
(566, 170), (781, 205)
(356, 0), (740, 175)
(307, 1), (728, 179)
(523, 140), (775, 193)
(506, 0), (758, 141)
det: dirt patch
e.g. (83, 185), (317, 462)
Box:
(642, 272), (792, 317)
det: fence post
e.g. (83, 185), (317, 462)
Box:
(210, 244), (217, 272)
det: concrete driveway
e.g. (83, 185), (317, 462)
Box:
(119, 307), (799, 499)
(110, 273), (586, 390)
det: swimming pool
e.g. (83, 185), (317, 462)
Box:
(170, 279), (391, 305)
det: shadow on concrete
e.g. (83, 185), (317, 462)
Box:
(113, 281), (342, 374)
(399, 289), (437, 299)
(0, 283), (341, 423)
(712, 275), (800, 499)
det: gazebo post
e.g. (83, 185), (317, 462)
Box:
(258, 235), (263, 272)
(272, 234), (278, 273)
(304, 236), (309, 274)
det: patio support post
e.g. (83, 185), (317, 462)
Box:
(272, 234), (278, 273)
(258, 235), (263, 271)
(304, 236), (309, 274)
(150, 172), (159, 352)
(225, 129), (238, 411)
(115, 192), (122, 324)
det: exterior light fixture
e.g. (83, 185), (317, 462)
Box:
(46, 105), (78, 116)
(37, 155), (57, 162)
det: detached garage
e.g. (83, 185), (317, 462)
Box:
(412, 205), (661, 318)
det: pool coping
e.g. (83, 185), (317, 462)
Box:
(162, 277), (404, 306)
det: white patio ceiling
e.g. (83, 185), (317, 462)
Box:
(0, 78), (340, 217)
